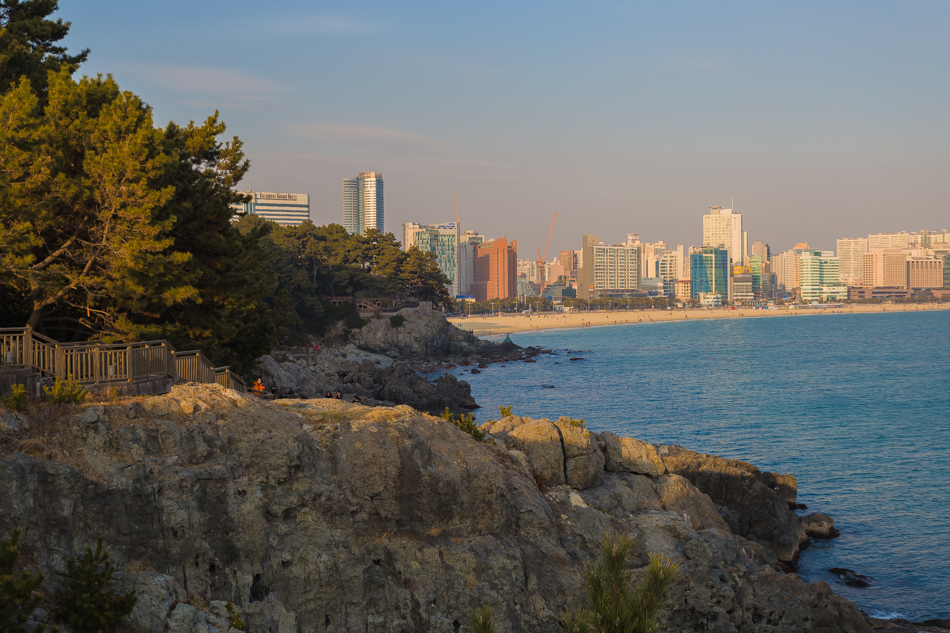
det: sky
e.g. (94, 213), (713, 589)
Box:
(65, 1), (949, 255)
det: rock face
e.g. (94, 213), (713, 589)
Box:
(657, 444), (807, 562)
(256, 346), (478, 414)
(353, 306), (510, 359)
(0, 385), (869, 633)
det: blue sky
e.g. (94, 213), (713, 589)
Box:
(65, 1), (949, 254)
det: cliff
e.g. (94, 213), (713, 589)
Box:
(0, 385), (870, 633)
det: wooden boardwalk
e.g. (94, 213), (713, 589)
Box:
(0, 327), (245, 397)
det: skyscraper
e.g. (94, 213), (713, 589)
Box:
(343, 172), (383, 235)
(471, 238), (517, 301)
(836, 237), (868, 285)
(690, 247), (728, 300)
(702, 207), (746, 266)
(403, 221), (461, 295)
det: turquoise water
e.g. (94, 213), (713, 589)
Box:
(457, 310), (950, 620)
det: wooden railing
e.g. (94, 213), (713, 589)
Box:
(0, 327), (245, 393)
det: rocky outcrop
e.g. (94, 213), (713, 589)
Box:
(657, 444), (807, 563)
(353, 306), (516, 360)
(0, 385), (868, 633)
(600, 431), (666, 477)
(256, 346), (477, 414)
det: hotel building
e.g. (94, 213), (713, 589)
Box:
(230, 191), (310, 226)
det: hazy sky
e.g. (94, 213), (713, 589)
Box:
(66, 1), (948, 255)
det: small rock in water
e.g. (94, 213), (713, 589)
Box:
(829, 568), (873, 588)
(541, 385), (555, 389)
(470, 368), (481, 374)
(523, 358), (536, 363)
(569, 357), (584, 361)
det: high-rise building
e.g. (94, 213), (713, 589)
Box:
(748, 256), (770, 301)
(732, 266), (755, 304)
(800, 251), (846, 301)
(702, 207), (746, 266)
(457, 230), (483, 297)
(230, 191), (310, 226)
(836, 237), (869, 285)
(559, 250), (578, 280)
(945, 254), (950, 289)
(471, 238), (517, 301)
(577, 234), (640, 299)
(751, 241), (771, 263)
(907, 257), (944, 289)
(403, 222), (461, 295)
(690, 248), (728, 300)
(862, 249), (907, 287)
(868, 232), (911, 250)
(343, 172), (383, 235)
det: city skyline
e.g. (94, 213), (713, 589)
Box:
(69, 1), (949, 254)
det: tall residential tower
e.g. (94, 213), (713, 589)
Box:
(343, 172), (384, 235)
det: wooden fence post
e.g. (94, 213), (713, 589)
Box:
(23, 327), (32, 368)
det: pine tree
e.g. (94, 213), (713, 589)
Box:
(559, 533), (679, 633)
(0, 0), (89, 98)
(0, 527), (49, 633)
(54, 536), (136, 633)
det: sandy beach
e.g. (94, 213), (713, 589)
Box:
(449, 302), (950, 338)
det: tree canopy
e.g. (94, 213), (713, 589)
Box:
(0, 1), (454, 374)
(0, 0), (88, 98)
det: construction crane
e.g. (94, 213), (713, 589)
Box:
(537, 212), (559, 293)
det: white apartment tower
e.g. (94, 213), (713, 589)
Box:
(343, 171), (384, 235)
(836, 237), (869, 285)
(702, 207), (746, 266)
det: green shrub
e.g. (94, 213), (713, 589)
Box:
(1, 528), (50, 633)
(42, 377), (87, 405)
(441, 407), (486, 442)
(499, 405), (513, 418)
(1, 384), (29, 411)
(559, 533), (679, 633)
(468, 605), (495, 633)
(389, 314), (406, 328)
(55, 536), (136, 633)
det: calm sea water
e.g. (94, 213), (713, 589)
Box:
(456, 309), (950, 620)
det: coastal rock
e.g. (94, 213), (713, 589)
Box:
(354, 306), (482, 358)
(657, 444), (804, 562)
(485, 415), (567, 486)
(554, 417), (605, 489)
(0, 384), (869, 633)
(256, 348), (477, 414)
(600, 432), (667, 477)
(802, 512), (839, 539)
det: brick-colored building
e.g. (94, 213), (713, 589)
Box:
(470, 238), (517, 301)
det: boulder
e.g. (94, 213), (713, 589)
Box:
(554, 417), (604, 490)
(486, 416), (567, 486)
(801, 512), (839, 539)
(600, 432), (666, 477)
(657, 444), (804, 563)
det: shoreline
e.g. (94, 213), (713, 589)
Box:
(449, 302), (950, 338)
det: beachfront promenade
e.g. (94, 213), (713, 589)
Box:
(449, 303), (950, 337)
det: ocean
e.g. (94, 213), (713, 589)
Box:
(454, 309), (950, 621)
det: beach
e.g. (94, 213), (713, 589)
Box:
(448, 302), (950, 337)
